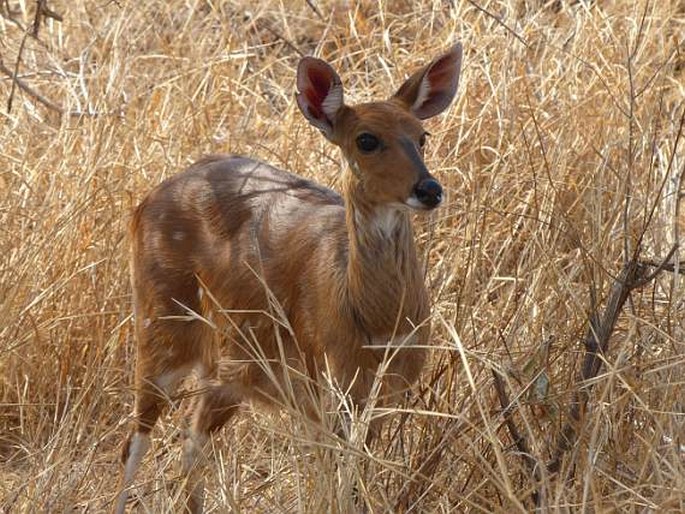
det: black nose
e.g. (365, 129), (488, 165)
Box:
(413, 178), (443, 208)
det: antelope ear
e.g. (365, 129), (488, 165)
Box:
(296, 57), (344, 140)
(393, 42), (463, 120)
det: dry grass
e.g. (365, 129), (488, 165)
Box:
(1, 0), (684, 512)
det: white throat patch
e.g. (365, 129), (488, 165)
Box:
(373, 207), (401, 238)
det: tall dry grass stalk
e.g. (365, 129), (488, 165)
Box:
(1, 0), (684, 511)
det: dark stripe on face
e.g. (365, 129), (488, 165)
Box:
(398, 137), (430, 180)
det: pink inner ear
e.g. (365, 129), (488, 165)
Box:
(429, 57), (455, 87)
(410, 46), (462, 119)
(305, 92), (323, 119)
(304, 68), (332, 120)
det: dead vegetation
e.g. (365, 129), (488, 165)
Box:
(1, 0), (684, 512)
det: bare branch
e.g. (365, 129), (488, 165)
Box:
(33, 0), (63, 37)
(548, 258), (649, 473)
(492, 370), (538, 473)
(5, 1), (63, 114)
(304, 0), (324, 21)
(257, 21), (305, 57)
(466, 1), (529, 48)
(1, 57), (64, 114)
(640, 247), (684, 277)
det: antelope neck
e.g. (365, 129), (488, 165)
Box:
(341, 177), (422, 336)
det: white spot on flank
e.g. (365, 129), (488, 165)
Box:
(370, 333), (418, 348)
(155, 366), (191, 393)
(143, 318), (152, 328)
(172, 231), (185, 241)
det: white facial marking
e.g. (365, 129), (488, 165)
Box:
(143, 318), (152, 329)
(405, 196), (428, 210)
(349, 160), (361, 177)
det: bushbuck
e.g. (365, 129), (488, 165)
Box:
(117, 42), (463, 513)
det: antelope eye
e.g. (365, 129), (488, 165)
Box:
(356, 133), (380, 153)
(419, 133), (428, 148)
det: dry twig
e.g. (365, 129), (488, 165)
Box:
(545, 247), (678, 472)
(5, 0), (63, 114)
(1, 58), (63, 114)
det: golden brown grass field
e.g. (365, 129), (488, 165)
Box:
(1, 0), (684, 512)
